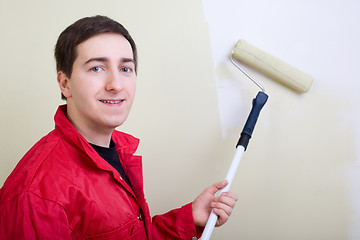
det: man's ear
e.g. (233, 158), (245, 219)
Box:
(57, 71), (72, 98)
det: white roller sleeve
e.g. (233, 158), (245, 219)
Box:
(232, 40), (313, 93)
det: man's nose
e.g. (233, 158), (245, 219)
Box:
(105, 69), (123, 92)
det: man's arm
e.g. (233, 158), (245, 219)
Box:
(0, 192), (72, 240)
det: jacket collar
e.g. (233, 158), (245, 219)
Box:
(54, 105), (144, 205)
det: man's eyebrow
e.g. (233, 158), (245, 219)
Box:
(121, 57), (135, 64)
(84, 57), (134, 64)
(84, 57), (108, 65)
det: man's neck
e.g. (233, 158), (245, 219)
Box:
(82, 132), (112, 148)
(66, 113), (113, 148)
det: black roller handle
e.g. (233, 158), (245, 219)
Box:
(236, 91), (268, 150)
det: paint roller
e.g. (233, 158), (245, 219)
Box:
(232, 40), (313, 93)
(200, 40), (313, 240)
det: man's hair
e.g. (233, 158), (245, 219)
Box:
(54, 15), (137, 100)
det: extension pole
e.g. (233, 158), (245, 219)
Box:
(200, 145), (245, 240)
(200, 91), (268, 240)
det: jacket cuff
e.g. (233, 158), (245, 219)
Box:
(181, 203), (204, 239)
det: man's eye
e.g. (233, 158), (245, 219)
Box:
(91, 66), (102, 72)
(121, 67), (131, 73)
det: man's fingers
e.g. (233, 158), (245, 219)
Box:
(212, 206), (230, 227)
(212, 193), (237, 214)
(211, 201), (233, 216)
(220, 191), (239, 205)
(210, 191), (239, 227)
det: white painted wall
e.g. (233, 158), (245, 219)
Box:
(202, 0), (360, 239)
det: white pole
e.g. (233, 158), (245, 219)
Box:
(200, 145), (245, 240)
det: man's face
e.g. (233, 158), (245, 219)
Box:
(59, 33), (136, 136)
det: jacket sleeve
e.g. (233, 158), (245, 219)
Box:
(0, 192), (72, 240)
(151, 203), (203, 240)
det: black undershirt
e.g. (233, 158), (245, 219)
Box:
(90, 140), (132, 188)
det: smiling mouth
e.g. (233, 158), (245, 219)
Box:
(100, 100), (124, 104)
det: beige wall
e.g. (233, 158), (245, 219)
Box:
(0, 0), (359, 239)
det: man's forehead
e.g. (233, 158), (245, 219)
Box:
(75, 33), (133, 62)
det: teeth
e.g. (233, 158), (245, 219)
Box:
(101, 100), (122, 104)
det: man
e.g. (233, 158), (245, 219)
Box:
(0, 15), (238, 239)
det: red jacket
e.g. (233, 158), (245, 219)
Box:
(0, 105), (202, 239)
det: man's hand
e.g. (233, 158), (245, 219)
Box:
(192, 180), (238, 227)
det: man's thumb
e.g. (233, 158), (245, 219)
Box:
(208, 180), (228, 194)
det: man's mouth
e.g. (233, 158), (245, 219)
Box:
(100, 100), (123, 104)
